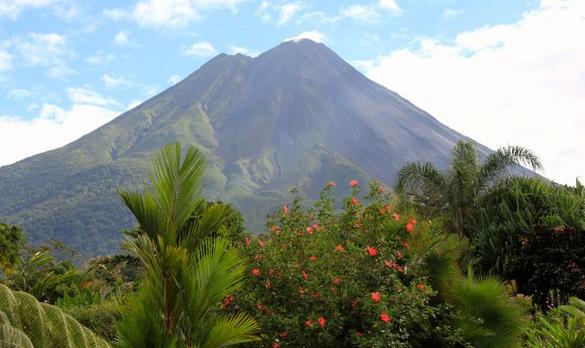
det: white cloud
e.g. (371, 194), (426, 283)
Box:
(127, 99), (142, 110)
(86, 51), (115, 65)
(183, 41), (218, 57)
(14, 32), (74, 78)
(339, 4), (379, 22)
(113, 31), (130, 46)
(103, 74), (130, 88)
(227, 44), (260, 57)
(0, 0), (59, 18)
(365, 0), (585, 185)
(0, 87), (120, 167)
(443, 8), (464, 20)
(168, 74), (181, 84)
(131, 0), (247, 28)
(284, 30), (326, 43)
(102, 8), (126, 20)
(379, 0), (401, 14)
(256, 1), (303, 25)
(6, 88), (31, 98)
(0, 49), (11, 71)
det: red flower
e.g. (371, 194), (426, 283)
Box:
(282, 204), (289, 215)
(305, 319), (314, 328)
(371, 291), (381, 303)
(309, 255), (318, 262)
(258, 239), (266, 247)
(312, 291), (320, 298)
(245, 238), (251, 247)
(335, 244), (345, 252)
(392, 213), (401, 221)
(306, 226), (314, 234)
(380, 312), (392, 323)
(251, 268), (261, 277)
(271, 226), (281, 234)
(351, 197), (360, 206)
(318, 316), (326, 328)
(255, 253), (263, 261)
(349, 179), (359, 188)
(408, 217), (417, 225)
(298, 287), (305, 297)
(272, 342), (280, 348)
(402, 241), (410, 250)
(385, 259), (393, 269)
(279, 331), (288, 339)
(405, 222), (415, 233)
(303, 271), (309, 280)
(366, 246), (378, 257)
(327, 181), (337, 187)
(311, 223), (321, 231)
(417, 283), (426, 291)
(332, 276), (342, 285)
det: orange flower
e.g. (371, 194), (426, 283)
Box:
(311, 223), (321, 231)
(392, 213), (401, 221)
(405, 222), (415, 233)
(408, 217), (417, 225)
(327, 181), (337, 187)
(349, 179), (359, 188)
(282, 204), (289, 215)
(380, 312), (392, 323)
(385, 260), (393, 269)
(303, 271), (309, 280)
(371, 291), (381, 303)
(305, 319), (314, 328)
(309, 255), (317, 262)
(332, 276), (342, 285)
(258, 239), (266, 247)
(245, 238), (251, 247)
(251, 268), (261, 277)
(318, 316), (326, 328)
(351, 197), (360, 206)
(366, 246), (378, 257)
(417, 283), (426, 291)
(306, 226), (314, 234)
(335, 244), (345, 252)
(271, 226), (281, 234)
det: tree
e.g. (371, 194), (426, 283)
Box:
(116, 142), (259, 347)
(0, 221), (24, 275)
(395, 140), (542, 237)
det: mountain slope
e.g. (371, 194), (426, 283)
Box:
(0, 39), (488, 255)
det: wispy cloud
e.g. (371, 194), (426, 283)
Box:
(284, 30), (326, 43)
(256, 1), (304, 25)
(183, 41), (218, 57)
(103, 74), (131, 88)
(0, 49), (11, 71)
(443, 8), (464, 20)
(113, 31), (130, 46)
(168, 75), (182, 84)
(12, 32), (75, 78)
(0, 0), (60, 18)
(227, 44), (260, 57)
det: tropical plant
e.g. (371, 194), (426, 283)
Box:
(525, 297), (585, 347)
(0, 221), (24, 275)
(235, 180), (469, 347)
(0, 283), (111, 347)
(395, 140), (542, 237)
(116, 142), (259, 347)
(417, 221), (527, 348)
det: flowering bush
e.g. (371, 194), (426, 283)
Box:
(230, 180), (466, 347)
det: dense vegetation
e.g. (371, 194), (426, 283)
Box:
(1, 140), (584, 347)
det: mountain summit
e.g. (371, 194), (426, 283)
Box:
(0, 39), (486, 254)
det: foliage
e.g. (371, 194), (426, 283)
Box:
(525, 297), (585, 347)
(419, 222), (527, 347)
(0, 221), (24, 275)
(235, 180), (477, 347)
(116, 142), (259, 347)
(395, 140), (541, 237)
(0, 283), (111, 347)
(512, 225), (585, 309)
(468, 177), (585, 277)
(65, 300), (125, 344)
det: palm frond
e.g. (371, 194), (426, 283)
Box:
(479, 145), (542, 189)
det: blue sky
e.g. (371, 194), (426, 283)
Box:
(0, 0), (583, 184)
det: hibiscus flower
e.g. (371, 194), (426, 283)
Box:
(371, 291), (381, 303)
(318, 316), (326, 328)
(380, 312), (392, 323)
(251, 268), (261, 277)
(349, 179), (359, 188)
(366, 246), (378, 257)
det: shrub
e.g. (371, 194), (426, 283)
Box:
(232, 181), (467, 347)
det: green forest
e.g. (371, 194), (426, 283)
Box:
(1, 141), (584, 347)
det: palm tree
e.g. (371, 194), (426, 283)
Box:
(116, 143), (259, 347)
(395, 140), (542, 237)
(0, 283), (110, 347)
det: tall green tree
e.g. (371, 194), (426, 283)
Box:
(116, 143), (259, 347)
(395, 140), (542, 237)
(0, 222), (24, 275)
